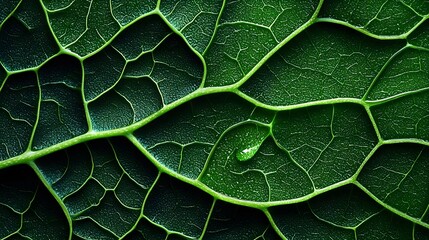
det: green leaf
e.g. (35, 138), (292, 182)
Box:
(1, 0), (429, 239)
(319, 0), (429, 36)
(358, 144), (429, 222)
(240, 23), (404, 105)
(0, 165), (69, 239)
(0, 0), (59, 71)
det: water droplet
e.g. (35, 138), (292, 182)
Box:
(236, 144), (261, 161)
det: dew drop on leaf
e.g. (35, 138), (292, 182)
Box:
(232, 123), (270, 162)
(236, 144), (261, 161)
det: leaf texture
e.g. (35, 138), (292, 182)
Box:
(0, 0), (428, 239)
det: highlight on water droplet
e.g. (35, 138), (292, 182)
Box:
(236, 144), (261, 161)
(229, 122), (271, 162)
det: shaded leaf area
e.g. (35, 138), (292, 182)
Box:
(0, 72), (38, 160)
(137, 93), (378, 202)
(0, 65), (5, 86)
(124, 217), (168, 240)
(126, 177), (280, 240)
(0, 0), (59, 71)
(0, 53), (89, 154)
(203, 201), (279, 240)
(203, 0), (320, 86)
(415, 225), (429, 240)
(409, 19), (429, 48)
(41, 0), (222, 57)
(0, 53), (90, 156)
(0, 12), (204, 153)
(86, 14), (204, 131)
(358, 144), (429, 225)
(33, 54), (87, 150)
(240, 22), (405, 106)
(319, 0), (429, 36)
(270, 185), (417, 240)
(0, 165), (69, 239)
(143, 174), (213, 239)
(34, 137), (158, 239)
(159, 0), (224, 53)
(0, 0), (20, 27)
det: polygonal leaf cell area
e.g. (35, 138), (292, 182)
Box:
(0, 0), (429, 239)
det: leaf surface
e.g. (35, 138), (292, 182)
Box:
(1, 0), (429, 239)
